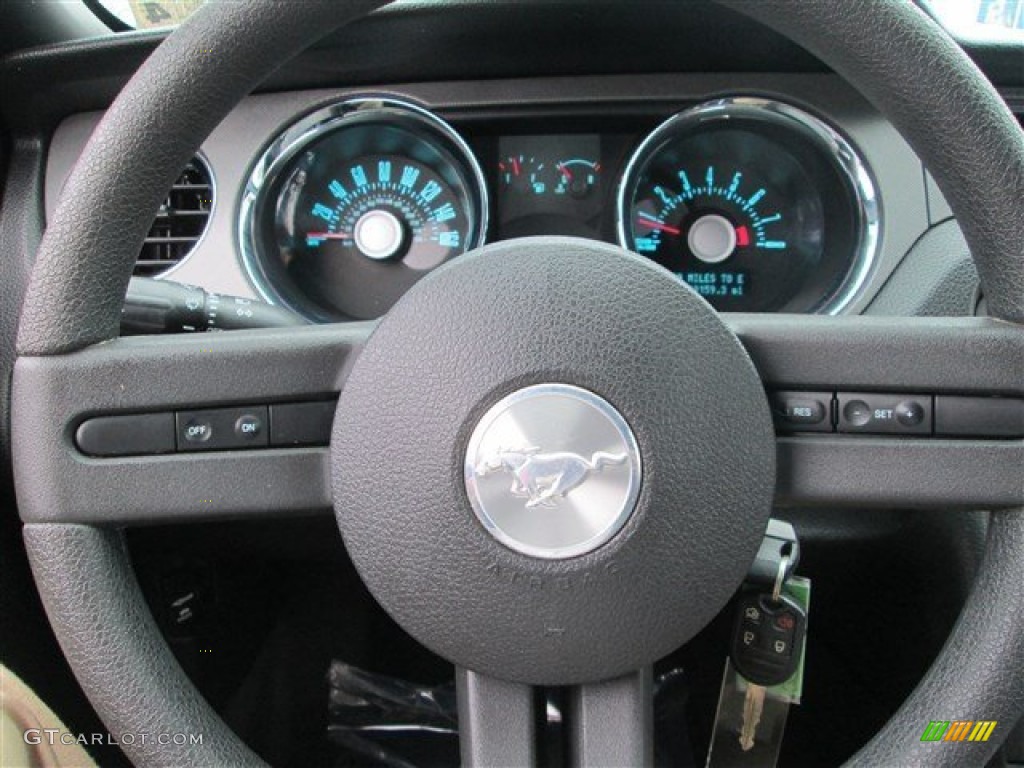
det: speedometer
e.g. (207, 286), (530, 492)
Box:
(617, 98), (879, 314)
(240, 98), (487, 320)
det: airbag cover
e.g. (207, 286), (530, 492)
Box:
(332, 237), (774, 684)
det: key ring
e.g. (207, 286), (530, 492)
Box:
(771, 553), (792, 604)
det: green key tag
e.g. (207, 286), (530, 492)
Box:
(765, 575), (810, 705)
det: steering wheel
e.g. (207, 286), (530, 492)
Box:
(12, 1), (1024, 765)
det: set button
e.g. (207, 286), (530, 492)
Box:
(837, 392), (931, 435)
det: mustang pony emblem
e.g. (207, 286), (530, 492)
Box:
(475, 447), (628, 508)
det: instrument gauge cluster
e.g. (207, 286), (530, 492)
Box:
(240, 98), (488, 321)
(616, 98), (879, 314)
(240, 96), (879, 320)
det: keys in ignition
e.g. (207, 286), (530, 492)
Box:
(731, 560), (807, 751)
(739, 681), (766, 752)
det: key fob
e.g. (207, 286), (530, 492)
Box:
(730, 590), (807, 687)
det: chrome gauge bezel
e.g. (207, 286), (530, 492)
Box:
(615, 97), (881, 315)
(238, 96), (489, 317)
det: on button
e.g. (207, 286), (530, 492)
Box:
(235, 414), (264, 440)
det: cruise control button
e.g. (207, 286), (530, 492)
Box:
(770, 391), (833, 433)
(177, 406), (269, 451)
(235, 413), (264, 441)
(896, 400), (925, 427)
(182, 418), (213, 444)
(897, 403), (929, 428)
(842, 399), (872, 427)
(838, 392), (931, 435)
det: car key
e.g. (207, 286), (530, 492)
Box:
(730, 589), (807, 751)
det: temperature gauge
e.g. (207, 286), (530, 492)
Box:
(499, 155), (551, 196)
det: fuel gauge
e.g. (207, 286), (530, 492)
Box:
(555, 159), (601, 199)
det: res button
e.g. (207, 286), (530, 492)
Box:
(770, 391), (833, 433)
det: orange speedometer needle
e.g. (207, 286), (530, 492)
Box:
(636, 213), (681, 235)
(306, 232), (352, 239)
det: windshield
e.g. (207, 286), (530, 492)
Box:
(89, 0), (1024, 42)
(94, 0), (205, 30)
(927, 0), (1024, 42)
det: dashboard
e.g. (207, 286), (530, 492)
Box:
(6, 8), (1021, 768)
(45, 74), (957, 323)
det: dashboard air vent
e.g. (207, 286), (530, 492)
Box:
(135, 157), (213, 276)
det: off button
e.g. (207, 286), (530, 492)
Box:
(182, 418), (213, 444)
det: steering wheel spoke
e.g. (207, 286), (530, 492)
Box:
(13, 322), (370, 525)
(730, 314), (1024, 510)
(566, 668), (654, 767)
(456, 669), (538, 767)
(456, 667), (653, 767)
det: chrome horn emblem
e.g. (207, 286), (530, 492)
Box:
(474, 447), (628, 509)
(465, 384), (641, 559)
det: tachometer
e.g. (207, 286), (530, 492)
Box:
(618, 98), (878, 313)
(240, 98), (488, 320)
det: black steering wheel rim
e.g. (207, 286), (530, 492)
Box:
(13, 2), (1024, 766)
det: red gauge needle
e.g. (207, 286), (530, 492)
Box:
(307, 232), (352, 239)
(559, 164), (574, 181)
(511, 157), (521, 176)
(636, 212), (681, 235)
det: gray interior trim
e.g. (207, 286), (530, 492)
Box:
(15, 316), (1023, 525)
(729, 315), (1024, 395)
(776, 437), (1023, 509)
(456, 668), (536, 768)
(567, 668), (653, 768)
(13, 324), (367, 525)
(866, 221), (979, 318)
